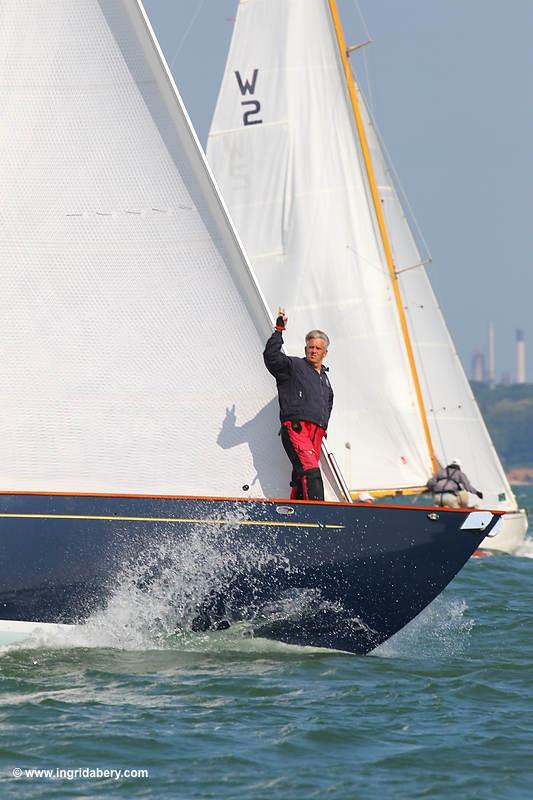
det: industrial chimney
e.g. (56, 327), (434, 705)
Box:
(471, 351), (485, 382)
(488, 321), (495, 388)
(516, 329), (526, 384)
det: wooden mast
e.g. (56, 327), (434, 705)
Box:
(327, 0), (438, 481)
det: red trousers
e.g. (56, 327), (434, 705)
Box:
(280, 420), (325, 501)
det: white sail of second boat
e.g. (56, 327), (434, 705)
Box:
(207, 0), (433, 494)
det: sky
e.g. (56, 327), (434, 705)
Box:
(144, 0), (533, 383)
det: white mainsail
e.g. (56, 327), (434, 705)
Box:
(0, 0), (347, 500)
(207, 0), (433, 493)
(359, 91), (518, 511)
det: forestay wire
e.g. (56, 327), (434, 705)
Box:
(168, 0), (207, 71)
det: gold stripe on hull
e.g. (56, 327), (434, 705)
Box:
(0, 512), (345, 530)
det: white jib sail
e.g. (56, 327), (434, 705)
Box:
(358, 90), (517, 511)
(0, 0), (347, 500)
(207, 0), (433, 492)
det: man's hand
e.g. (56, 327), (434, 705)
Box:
(476, 491), (483, 499)
(275, 306), (288, 331)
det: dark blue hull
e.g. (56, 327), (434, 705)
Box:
(0, 494), (498, 654)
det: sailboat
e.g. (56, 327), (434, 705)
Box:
(0, 0), (500, 655)
(206, 0), (528, 555)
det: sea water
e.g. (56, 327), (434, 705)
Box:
(0, 490), (532, 799)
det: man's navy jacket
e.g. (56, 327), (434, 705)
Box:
(263, 330), (334, 430)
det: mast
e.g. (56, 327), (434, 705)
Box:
(327, 0), (438, 476)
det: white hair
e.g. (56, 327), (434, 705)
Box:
(305, 329), (330, 348)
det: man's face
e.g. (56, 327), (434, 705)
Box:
(305, 338), (327, 369)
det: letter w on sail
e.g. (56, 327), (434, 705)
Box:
(235, 69), (259, 95)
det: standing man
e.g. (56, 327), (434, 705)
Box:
(263, 308), (333, 501)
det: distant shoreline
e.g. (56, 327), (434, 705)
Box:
(506, 468), (533, 485)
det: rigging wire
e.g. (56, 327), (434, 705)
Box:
(349, 0), (375, 115)
(168, 0), (207, 71)
(347, 0), (432, 265)
(350, 0), (372, 45)
(368, 112), (433, 265)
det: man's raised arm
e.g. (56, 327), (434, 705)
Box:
(263, 307), (291, 378)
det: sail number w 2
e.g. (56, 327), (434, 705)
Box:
(235, 69), (263, 126)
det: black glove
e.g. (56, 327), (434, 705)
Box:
(476, 491), (483, 499)
(275, 315), (285, 330)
